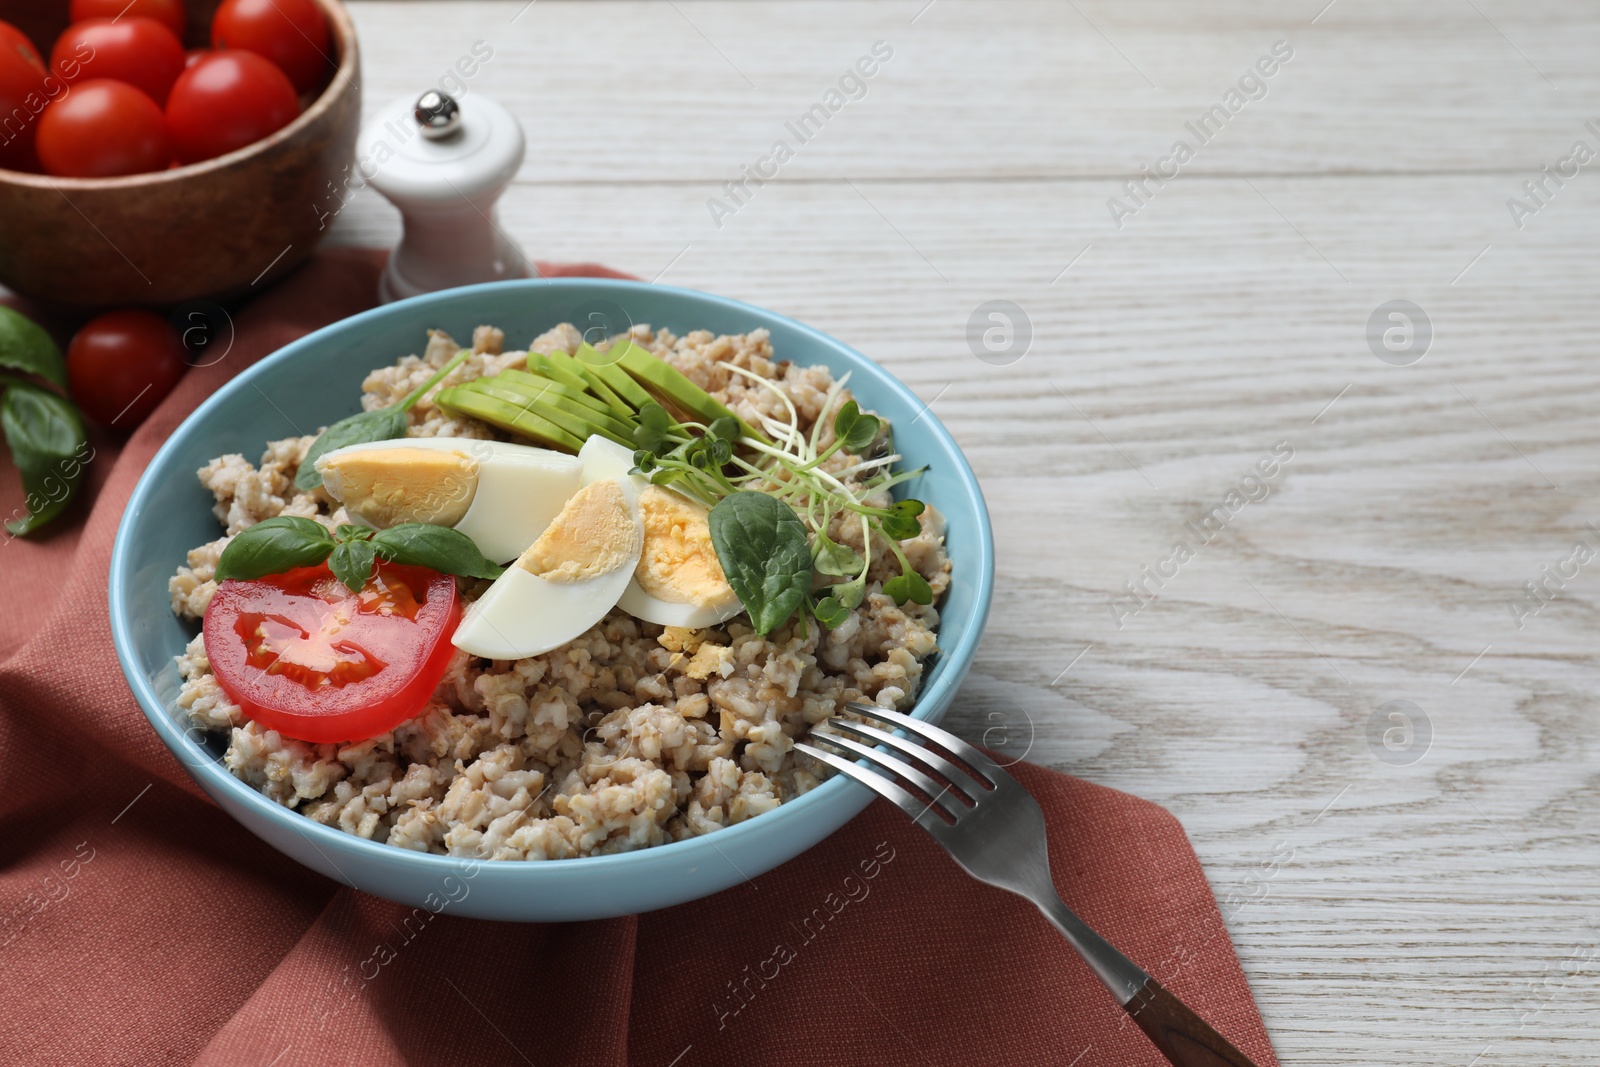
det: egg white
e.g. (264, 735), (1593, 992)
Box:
(318, 437), (582, 564)
(615, 582), (744, 629)
(580, 438), (746, 629)
(451, 436), (646, 660)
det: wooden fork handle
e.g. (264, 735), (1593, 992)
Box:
(1124, 977), (1262, 1067)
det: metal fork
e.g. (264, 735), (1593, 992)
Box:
(796, 703), (1261, 1067)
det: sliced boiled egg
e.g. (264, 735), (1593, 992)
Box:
(578, 436), (745, 628)
(315, 438), (581, 564)
(450, 436), (645, 660)
(617, 486), (743, 628)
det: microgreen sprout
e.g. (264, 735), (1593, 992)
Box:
(628, 368), (932, 631)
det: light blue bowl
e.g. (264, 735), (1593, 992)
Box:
(109, 279), (993, 921)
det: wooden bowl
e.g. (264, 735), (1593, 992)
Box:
(0, 0), (360, 309)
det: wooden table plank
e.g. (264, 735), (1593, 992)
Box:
(329, 3), (1600, 1064)
(348, 0), (1600, 181)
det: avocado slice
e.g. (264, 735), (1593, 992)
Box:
(434, 385), (586, 452)
(467, 380), (636, 448)
(575, 342), (655, 410)
(525, 352), (592, 394)
(481, 376), (633, 439)
(608, 339), (768, 443)
(494, 369), (618, 421)
(543, 350), (636, 422)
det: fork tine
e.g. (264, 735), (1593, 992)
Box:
(807, 730), (965, 820)
(794, 741), (950, 834)
(823, 718), (986, 804)
(845, 703), (1003, 786)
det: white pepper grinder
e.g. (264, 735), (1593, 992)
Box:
(360, 90), (532, 303)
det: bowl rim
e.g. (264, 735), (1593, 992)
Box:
(109, 277), (995, 881)
(0, 0), (358, 187)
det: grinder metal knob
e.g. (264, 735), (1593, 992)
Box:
(414, 90), (462, 140)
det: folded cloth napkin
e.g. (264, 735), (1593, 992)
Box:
(0, 249), (1279, 1067)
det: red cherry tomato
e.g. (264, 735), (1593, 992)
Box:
(0, 19), (48, 170)
(165, 51), (298, 164)
(36, 78), (171, 177)
(211, 0), (330, 94)
(204, 562), (461, 744)
(51, 17), (186, 106)
(184, 48), (210, 70)
(66, 310), (188, 428)
(68, 0), (185, 39)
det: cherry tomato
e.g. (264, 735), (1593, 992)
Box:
(0, 19), (48, 170)
(36, 78), (171, 177)
(69, 0), (185, 39)
(184, 48), (210, 70)
(204, 562), (461, 743)
(66, 310), (187, 428)
(211, 0), (330, 94)
(51, 17), (186, 106)
(165, 51), (298, 164)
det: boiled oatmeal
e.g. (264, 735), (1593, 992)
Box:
(169, 323), (951, 860)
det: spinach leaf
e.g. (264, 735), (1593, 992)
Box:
(1, 382), (89, 536)
(328, 537), (378, 592)
(214, 516), (335, 582)
(708, 491), (812, 635)
(0, 308), (66, 390)
(294, 348), (471, 491)
(370, 523), (505, 580)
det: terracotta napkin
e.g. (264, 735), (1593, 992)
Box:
(0, 249), (1278, 1067)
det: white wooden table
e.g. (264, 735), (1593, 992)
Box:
(336, 2), (1600, 1062)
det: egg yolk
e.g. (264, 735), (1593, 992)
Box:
(634, 486), (734, 606)
(519, 479), (640, 582)
(319, 446), (479, 529)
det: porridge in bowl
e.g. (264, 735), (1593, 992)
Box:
(168, 323), (951, 861)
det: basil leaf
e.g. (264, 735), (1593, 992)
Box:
(813, 532), (863, 577)
(0, 308), (66, 390)
(708, 491), (812, 635)
(335, 524), (374, 543)
(329, 537), (377, 592)
(215, 516), (335, 582)
(1, 382), (89, 536)
(293, 406), (407, 491)
(370, 522), (505, 579)
(812, 595), (850, 629)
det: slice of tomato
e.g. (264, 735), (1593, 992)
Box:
(204, 561), (460, 744)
